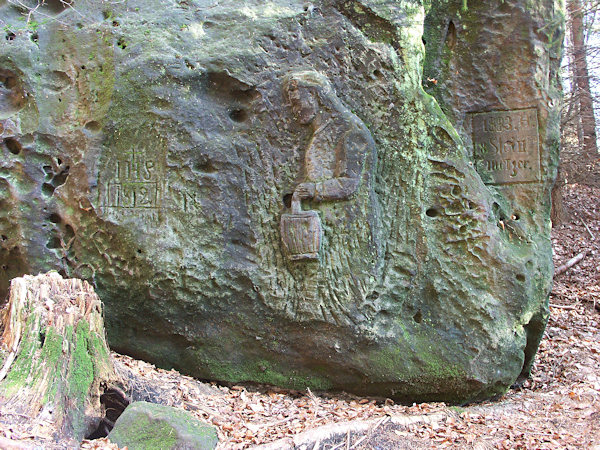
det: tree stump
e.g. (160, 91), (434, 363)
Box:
(0, 272), (121, 444)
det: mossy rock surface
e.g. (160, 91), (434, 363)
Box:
(0, 0), (563, 402)
(108, 401), (218, 450)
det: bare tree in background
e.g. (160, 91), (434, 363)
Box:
(568, 0), (598, 156)
(554, 0), (600, 224)
(562, 1), (600, 183)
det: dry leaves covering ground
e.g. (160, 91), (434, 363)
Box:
(2, 184), (599, 449)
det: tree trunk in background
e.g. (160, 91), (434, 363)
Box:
(567, 0), (599, 182)
(551, 165), (567, 226)
(0, 273), (122, 446)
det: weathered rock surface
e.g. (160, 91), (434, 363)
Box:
(0, 0), (563, 402)
(108, 401), (218, 450)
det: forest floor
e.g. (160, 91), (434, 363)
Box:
(2, 184), (599, 449)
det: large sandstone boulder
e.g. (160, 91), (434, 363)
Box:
(0, 0), (563, 402)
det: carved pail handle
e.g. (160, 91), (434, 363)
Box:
(291, 192), (302, 214)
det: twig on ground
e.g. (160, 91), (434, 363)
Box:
(580, 218), (596, 240)
(549, 303), (579, 310)
(555, 250), (588, 276)
(183, 402), (225, 420)
(307, 387), (320, 407)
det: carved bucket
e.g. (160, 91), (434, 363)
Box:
(280, 195), (322, 261)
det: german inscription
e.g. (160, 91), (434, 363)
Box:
(470, 108), (540, 184)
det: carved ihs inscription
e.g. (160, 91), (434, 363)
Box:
(470, 108), (541, 185)
(102, 148), (160, 209)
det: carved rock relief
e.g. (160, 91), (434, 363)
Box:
(98, 144), (167, 225)
(280, 70), (380, 265)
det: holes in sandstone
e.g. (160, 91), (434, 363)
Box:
(4, 137), (22, 155)
(65, 224), (75, 243)
(53, 166), (70, 187)
(0, 69), (26, 116)
(193, 158), (217, 174)
(205, 72), (258, 126)
(84, 121), (102, 133)
(117, 37), (127, 49)
(512, 213), (520, 221)
(413, 310), (423, 324)
(206, 71), (259, 104)
(46, 236), (62, 249)
(48, 213), (62, 224)
(229, 108), (248, 122)
(426, 207), (440, 218)
(5, 32), (15, 41)
(516, 274), (526, 283)
(492, 202), (507, 229)
(42, 163), (69, 197)
(42, 183), (55, 197)
(30, 33), (38, 43)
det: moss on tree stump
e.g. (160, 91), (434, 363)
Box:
(0, 272), (121, 443)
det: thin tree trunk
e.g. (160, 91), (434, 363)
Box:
(568, 0), (598, 160)
(551, 165), (567, 226)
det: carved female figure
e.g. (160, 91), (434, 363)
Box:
(283, 71), (377, 206)
(281, 70), (382, 322)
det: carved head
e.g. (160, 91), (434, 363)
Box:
(283, 71), (331, 125)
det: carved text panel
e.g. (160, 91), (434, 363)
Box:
(470, 108), (541, 185)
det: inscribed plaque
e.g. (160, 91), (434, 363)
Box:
(470, 108), (541, 185)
